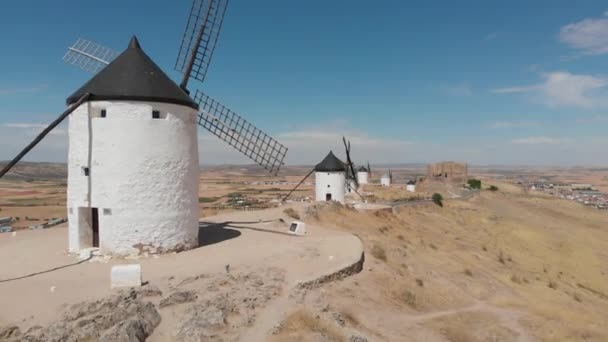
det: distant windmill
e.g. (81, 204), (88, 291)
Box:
(343, 137), (359, 194)
(0, 0), (288, 256)
(357, 161), (370, 185)
(282, 137), (363, 203)
(381, 169), (392, 187)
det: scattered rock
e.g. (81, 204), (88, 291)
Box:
(0, 326), (21, 340)
(332, 312), (346, 326)
(159, 290), (197, 308)
(175, 304), (227, 341)
(137, 284), (163, 297)
(3, 289), (160, 342)
(350, 335), (369, 342)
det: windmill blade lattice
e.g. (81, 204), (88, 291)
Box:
(176, 0), (229, 87)
(343, 137), (359, 188)
(194, 90), (287, 175)
(63, 38), (119, 73)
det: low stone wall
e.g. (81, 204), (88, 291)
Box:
(295, 251), (365, 291)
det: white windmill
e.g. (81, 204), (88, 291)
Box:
(357, 162), (370, 185)
(0, 0), (288, 256)
(381, 170), (392, 187)
(281, 137), (362, 204)
(313, 151), (347, 203)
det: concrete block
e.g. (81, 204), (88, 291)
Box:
(111, 264), (142, 288)
(288, 221), (306, 236)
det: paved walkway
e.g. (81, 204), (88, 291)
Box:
(0, 203), (363, 327)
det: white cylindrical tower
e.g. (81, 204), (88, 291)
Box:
(381, 174), (391, 187)
(357, 166), (369, 185)
(65, 37), (200, 256)
(314, 151), (346, 203)
(406, 180), (416, 192)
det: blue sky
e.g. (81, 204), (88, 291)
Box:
(1, 0), (607, 166)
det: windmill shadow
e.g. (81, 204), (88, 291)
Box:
(198, 219), (293, 245)
(197, 221), (242, 247)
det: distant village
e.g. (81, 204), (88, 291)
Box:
(519, 181), (608, 210)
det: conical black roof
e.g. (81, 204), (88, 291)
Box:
(66, 36), (198, 109)
(314, 151), (346, 172)
(357, 166), (368, 172)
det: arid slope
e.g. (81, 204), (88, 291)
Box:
(274, 183), (608, 341)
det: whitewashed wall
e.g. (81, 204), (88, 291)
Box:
(315, 171), (346, 203)
(67, 100), (199, 256)
(357, 171), (369, 185)
(381, 176), (391, 187)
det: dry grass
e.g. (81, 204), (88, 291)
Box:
(271, 309), (345, 342)
(442, 326), (478, 342)
(339, 307), (360, 327)
(371, 244), (387, 262)
(511, 274), (523, 284)
(283, 207), (301, 220)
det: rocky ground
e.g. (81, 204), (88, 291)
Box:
(1, 268), (285, 342)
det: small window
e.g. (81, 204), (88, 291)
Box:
(152, 110), (161, 119)
(100, 109), (107, 118)
(82, 167), (89, 176)
(327, 184), (330, 188)
(103, 208), (112, 215)
(68, 207), (73, 215)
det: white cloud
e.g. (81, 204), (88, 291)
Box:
(0, 84), (48, 96)
(489, 121), (538, 129)
(575, 115), (608, 123)
(510, 137), (570, 145)
(484, 32), (500, 41)
(2, 123), (66, 136)
(198, 125), (416, 166)
(440, 83), (473, 96)
(0, 124), (67, 162)
(560, 14), (608, 55)
(492, 71), (608, 108)
(491, 85), (539, 94)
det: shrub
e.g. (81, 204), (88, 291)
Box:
(498, 250), (505, 264)
(467, 178), (482, 189)
(488, 185), (499, 191)
(510, 274), (522, 284)
(432, 193), (443, 207)
(198, 197), (218, 203)
(371, 244), (387, 262)
(548, 280), (558, 289)
(401, 290), (417, 309)
(464, 269), (473, 277)
(283, 208), (300, 220)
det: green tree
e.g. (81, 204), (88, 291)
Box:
(432, 193), (443, 207)
(467, 179), (482, 189)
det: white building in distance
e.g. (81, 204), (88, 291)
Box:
(314, 151), (346, 203)
(357, 166), (369, 185)
(406, 180), (416, 192)
(380, 173), (391, 187)
(66, 37), (200, 256)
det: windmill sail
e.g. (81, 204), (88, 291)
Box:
(194, 90), (287, 175)
(343, 137), (359, 188)
(62, 0), (287, 175)
(63, 38), (119, 73)
(62, 43), (288, 175)
(176, 0), (229, 88)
